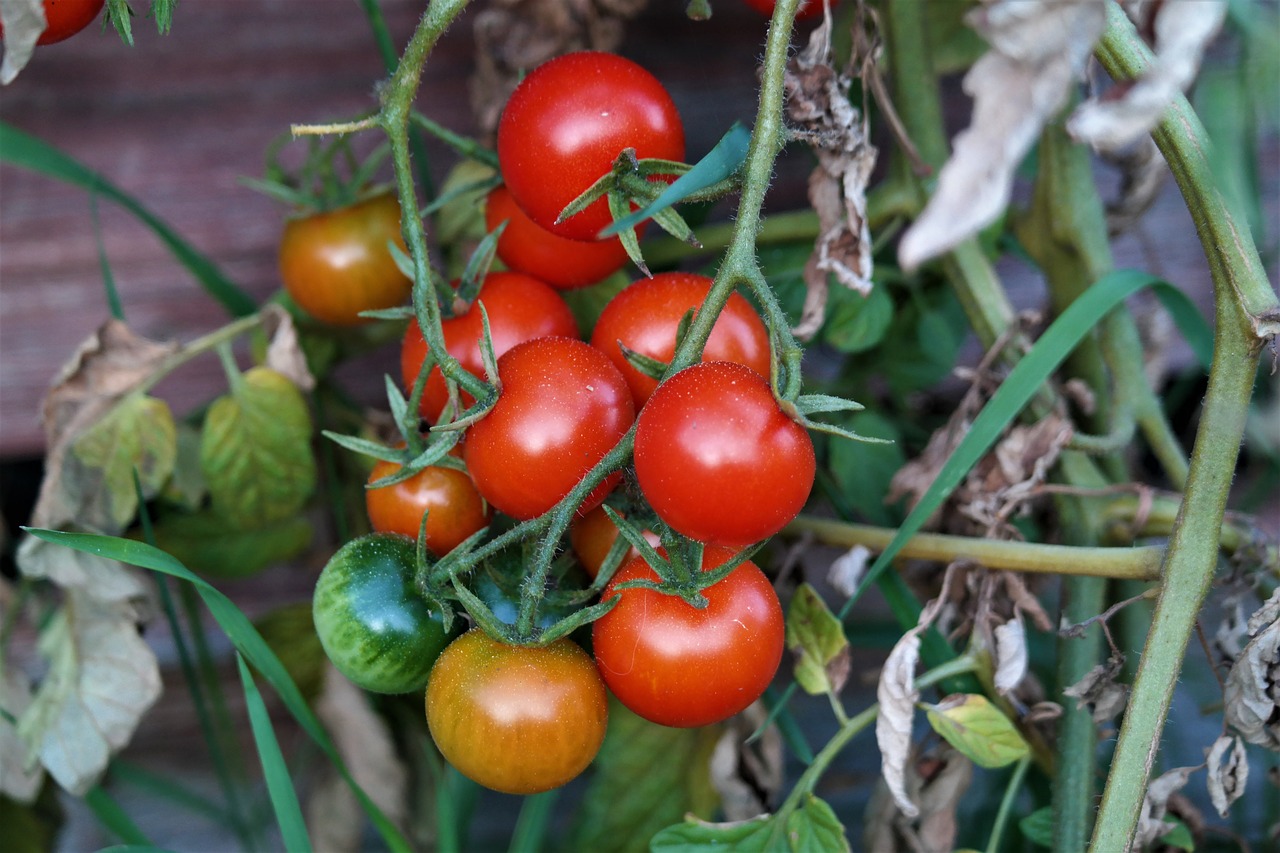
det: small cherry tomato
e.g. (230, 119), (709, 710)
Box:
(569, 505), (660, 580)
(741, 0), (833, 22)
(497, 51), (685, 241)
(279, 193), (411, 326)
(312, 533), (457, 694)
(592, 546), (785, 727)
(634, 362), (814, 546)
(400, 271), (578, 423)
(485, 185), (631, 290)
(590, 271), (771, 408)
(0, 0), (105, 45)
(426, 629), (609, 794)
(464, 337), (635, 520)
(365, 459), (490, 557)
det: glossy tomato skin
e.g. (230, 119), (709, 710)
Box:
(497, 51), (685, 242)
(590, 272), (771, 408)
(741, 0), (832, 21)
(312, 533), (457, 694)
(465, 337), (635, 520)
(279, 193), (411, 327)
(592, 547), (785, 727)
(634, 362), (815, 546)
(486, 185), (630, 290)
(400, 271), (578, 423)
(426, 629), (608, 794)
(569, 505), (660, 580)
(0, 0), (105, 45)
(365, 459), (490, 557)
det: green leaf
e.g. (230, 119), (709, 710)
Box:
(785, 795), (850, 853)
(786, 584), (850, 696)
(1159, 819), (1195, 852)
(1019, 806), (1055, 848)
(823, 284), (893, 354)
(0, 122), (255, 317)
(827, 411), (906, 526)
(566, 700), (720, 852)
(0, 788), (61, 853)
(236, 654), (312, 853)
(200, 367), (316, 528)
(85, 786), (151, 847)
(650, 814), (777, 853)
(923, 694), (1030, 769)
(159, 423), (207, 510)
(71, 394), (177, 529)
(150, 510), (313, 579)
(22, 528), (412, 853)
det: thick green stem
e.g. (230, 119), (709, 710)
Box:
(1089, 4), (1279, 849)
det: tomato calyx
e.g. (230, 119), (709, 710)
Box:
(786, 392), (894, 445)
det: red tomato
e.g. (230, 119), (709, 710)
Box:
(634, 362), (814, 546)
(278, 193), (411, 327)
(426, 629), (609, 794)
(400, 272), (578, 423)
(592, 546), (785, 727)
(1, 0), (105, 45)
(569, 505), (660, 580)
(741, 0), (833, 22)
(365, 459), (490, 557)
(590, 272), (771, 408)
(464, 337), (634, 520)
(496, 51), (685, 242)
(485, 185), (631, 290)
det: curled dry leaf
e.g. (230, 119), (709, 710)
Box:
(1062, 652), (1130, 724)
(262, 304), (316, 393)
(993, 616), (1028, 694)
(875, 630), (922, 819)
(0, 0), (44, 84)
(15, 590), (161, 796)
(827, 545), (872, 600)
(1223, 607), (1280, 750)
(1136, 764), (1197, 849)
(899, 0), (1107, 270)
(784, 19), (877, 339)
(1205, 734), (1249, 819)
(1103, 136), (1167, 235)
(1068, 0), (1227, 152)
(864, 743), (973, 853)
(709, 702), (784, 822)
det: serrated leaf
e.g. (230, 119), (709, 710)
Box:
(1019, 806), (1054, 848)
(822, 284), (893, 354)
(70, 394), (176, 530)
(567, 700), (720, 852)
(200, 367), (316, 528)
(923, 694), (1029, 769)
(150, 510), (313, 579)
(786, 794), (850, 852)
(650, 814), (776, 852)
(786, 584), (850, 696)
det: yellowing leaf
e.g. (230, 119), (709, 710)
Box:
(151, 510), (313, 579)
(200, 366), (316, 528)
(923, 694), (1029, 769)
(786, 583), (850, 696)
(71, 394), (176, 530)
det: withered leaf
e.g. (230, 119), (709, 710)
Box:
(1136, 764), (1197, 848)
(875, 630), (921, 818)
(1205, 734), (1249, 818)
(1223, 616), (1280, 749)
(262, 304), (316, 392)
(1063, 653), (1130, 723)
(0, 0), (45, 83)
(0, 650), (42, 801)
(709, 703), (783, 822)
(993, 616), (1029, 694)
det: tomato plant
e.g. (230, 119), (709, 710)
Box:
(634, 361), (814, 546)
(400, 271), (578, 422)
(278, 193), (411, 327)
(464, 336), (634, 519)
(0, 0), (105, 45)
(592, 546), (784, 728)
(590, 271), (771, 408)
(425, 629), (609, 795)
(365, 459), (490, 557)
(311, 533), (457, 694)
(496, 51), (685, 241)
(569, 504), (660, 579)
(485, 185), (631, 290)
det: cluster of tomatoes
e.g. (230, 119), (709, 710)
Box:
(311, 50), (816, 796)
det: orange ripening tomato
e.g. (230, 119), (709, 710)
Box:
(365, 459), (490, 557)
(569, 505), (660, 580)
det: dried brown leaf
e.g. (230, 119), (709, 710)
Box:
(0, 651), (41, 801)
(0, 0), (44, 83)
(993, 616), (1028, 694)
(709, 702), (784, 822)
(828, 545), (872, 600)
(1223, 615), (1280, 749)
(876, 630), (921, 819)
(1206, 734), (1249, 818)
(864, 744), (973, 853)
(1062, 652), (1130, 723)
(263, 305), (315, 393)
(1136, 764), (1197, 848)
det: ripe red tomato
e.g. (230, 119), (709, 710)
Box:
(592, 546), (785, 728)
(485, 185), (631, 290)
(741, 0), (833, 22)
(0, 0), (105, 45)
(365, 459), (490, 557)
(312, 533), (458, 694)
(279, 193), (411, 327)
(426, 629), (609, 794)
(464, 337), (634, 520)
(496, 51), (685, 242)
(400, 271), (578, 423)
(569, 505), (660, 580)
(634, 362), (814, 546)
(590, 272), (772, 408)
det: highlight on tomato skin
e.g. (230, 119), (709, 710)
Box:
(591, 546), (785, 728)
(365, 459), (490, 557)
(426, 628), (609, 795)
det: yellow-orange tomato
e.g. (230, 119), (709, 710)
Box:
(279, 193), (411, 326)
(365, 459), (490, 557)
(426, 629), (608, 795)
(569, 505), (661, 579)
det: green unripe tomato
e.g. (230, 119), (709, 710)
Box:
(312, 533), (456, 693)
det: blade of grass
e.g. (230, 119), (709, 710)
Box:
(0, 121), (256, 317)
(84, 785), (152, 847)
(89, 191), (125, 322)
(235, 653), (313, 853)
(22, 528), (413, 853)
(508, 790), (559, 853)
(108, 760), (230, 825)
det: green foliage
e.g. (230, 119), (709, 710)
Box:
(826, 411), (906, 526)
(822, 285), (893, 354)
(923, 695), (1030, 769)
(785, 583), (850, 696)
(71, 394), (177, 529)
(649, 793), (848, 853)
(149, 510), (313, 579)
(1019, 806), (1055, 848)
